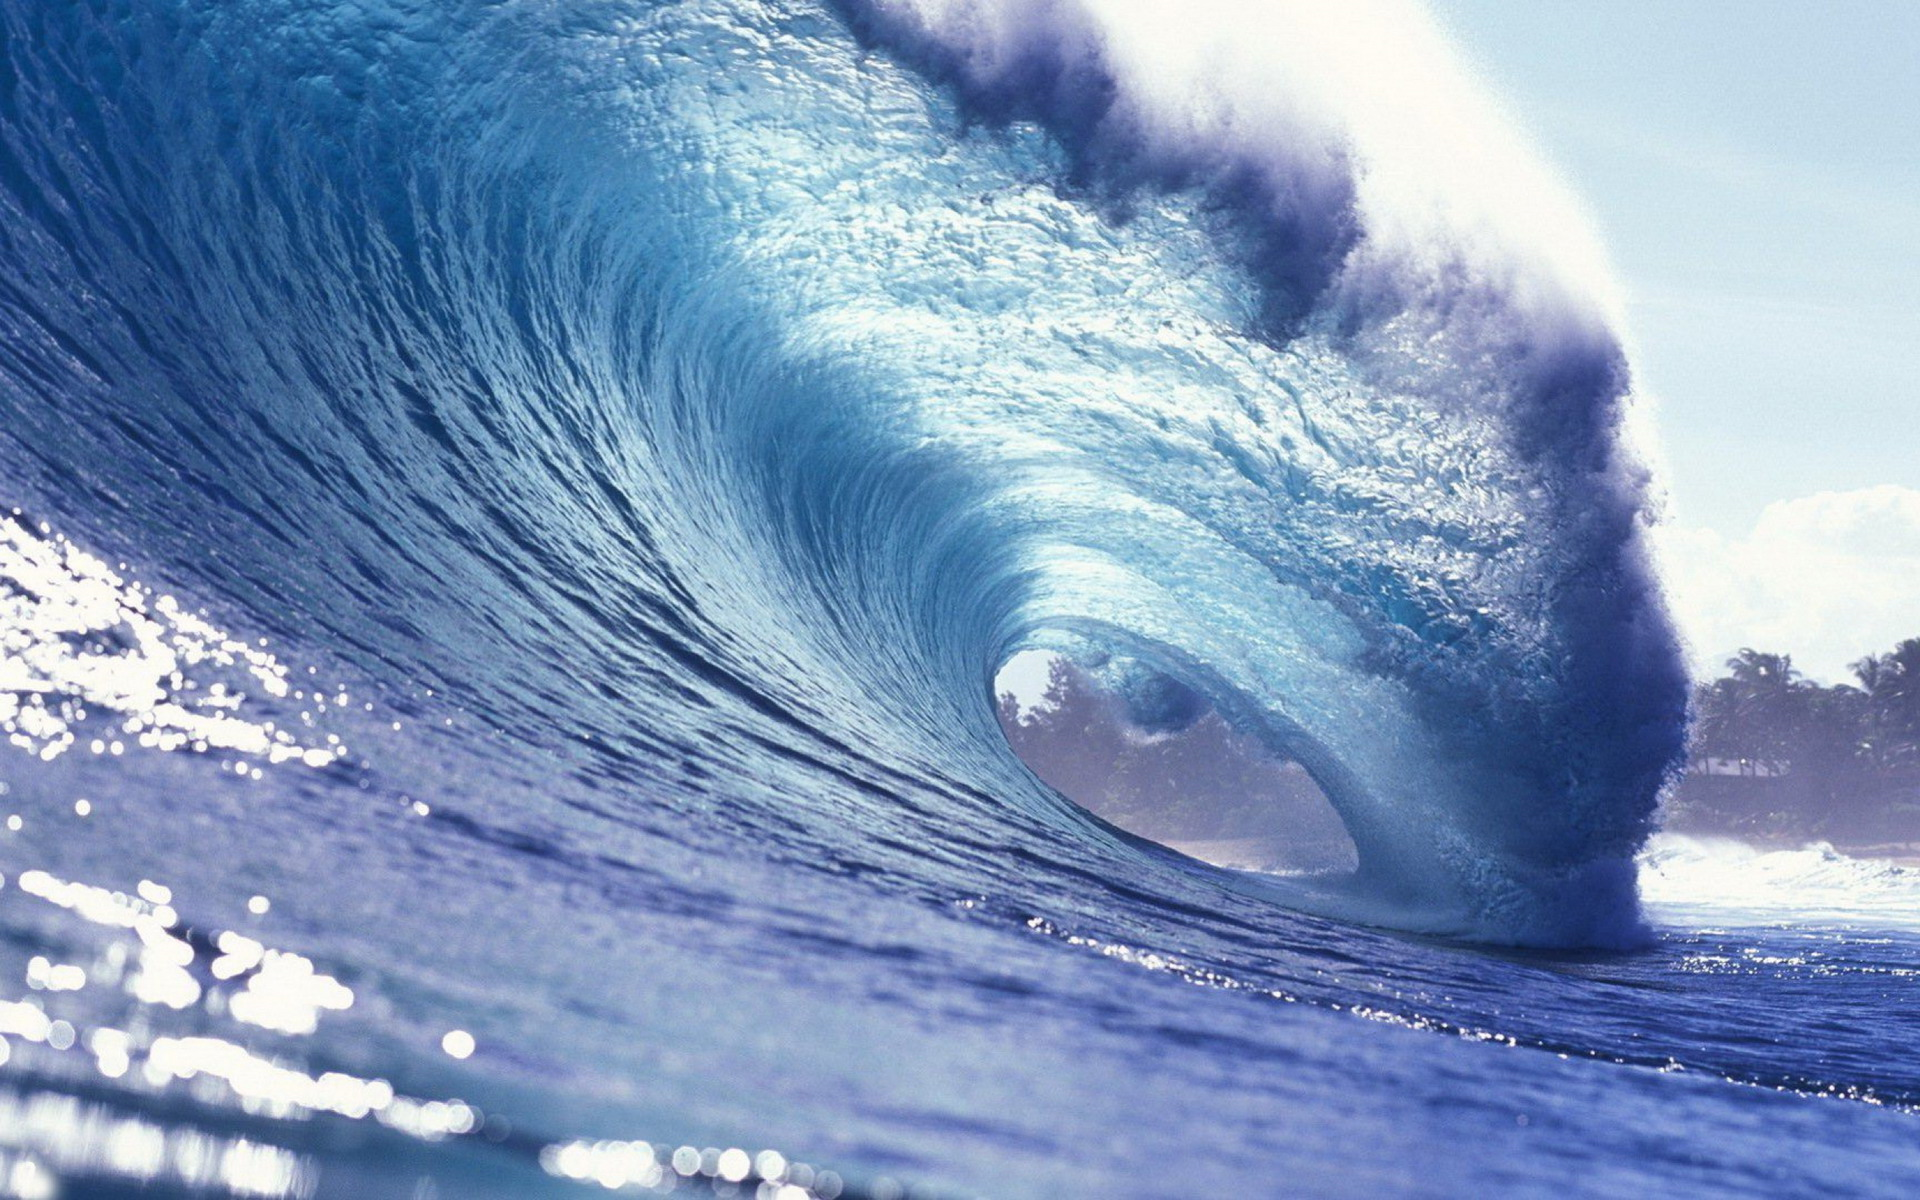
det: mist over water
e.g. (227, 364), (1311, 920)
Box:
(0, 2), (1912, 1197)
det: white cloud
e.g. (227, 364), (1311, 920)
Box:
(1655, 485), (1920, 684)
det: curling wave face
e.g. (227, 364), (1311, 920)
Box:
(13, 4), (1905, 1199)
(0, 0), (1683, 946)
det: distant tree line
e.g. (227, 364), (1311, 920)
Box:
(1677, 637), (1920, 847)
(1691, 638), (1920, 780)
(999, 639), (1920, 856)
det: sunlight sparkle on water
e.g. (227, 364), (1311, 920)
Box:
(0, 861), (509, 1194)
(0, 516), (347, 773)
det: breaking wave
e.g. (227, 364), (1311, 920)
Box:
(0, 0), (1692, 948)
(27, 6), (1896, 1198)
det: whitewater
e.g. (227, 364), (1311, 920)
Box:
(0, 1), (1915, 1196)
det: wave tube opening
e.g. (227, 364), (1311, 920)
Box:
(994, 650), (1358, 876)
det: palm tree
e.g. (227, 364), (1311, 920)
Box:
(1697, 650), (1809, 773)
(1854, 640), (1920, 769)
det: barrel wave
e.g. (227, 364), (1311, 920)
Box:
(9, 3), (1913, 1199)
(7, 0), (1682, 945)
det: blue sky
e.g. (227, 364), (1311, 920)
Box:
(1433, 0), (1920, 678)
(1435, 0), (1918, 532)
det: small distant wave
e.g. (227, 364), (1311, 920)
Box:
(1641, 833), (1920, 932)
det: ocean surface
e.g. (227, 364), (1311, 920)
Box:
(1, 2), (1917, 1196)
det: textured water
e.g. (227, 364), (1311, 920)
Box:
(0, 2), (1914, 1196)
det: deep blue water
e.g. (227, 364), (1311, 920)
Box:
(0, 2), (1916, 1196)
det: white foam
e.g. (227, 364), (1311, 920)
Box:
(1640, 833), (1920, 932)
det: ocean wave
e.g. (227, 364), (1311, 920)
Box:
(0, 0), (1683, 945)
(2, 7), (1917, 1196)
